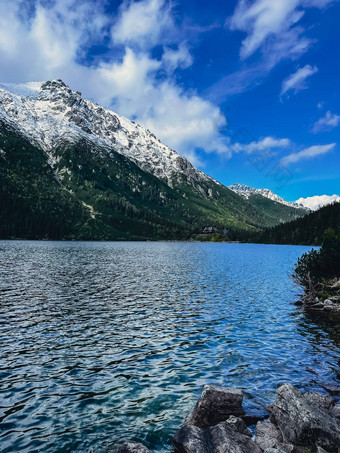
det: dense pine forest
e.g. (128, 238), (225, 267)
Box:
(252, 202), (340, 245)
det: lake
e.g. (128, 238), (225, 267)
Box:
(0, 241), (339, 452)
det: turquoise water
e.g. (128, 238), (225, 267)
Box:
(0, 241), (339, 452)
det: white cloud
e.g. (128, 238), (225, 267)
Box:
(214, 0), (331, 101)
(224, 0), (337, 101)
(162, 43), (193, 72)
(229, 0), (302, 60)
(111, 0), (174, 49)
(97, 49), (227, 160)
(280, 143), (336, 165)
(302, 0), (338, 7)
(232, 136), (291, 154)
(207, 25), (312, 101)
(281, 65), (318, 97)
(313, 110), (340, 132)
(0, 0), (227, 165)
(229, 0), (336, 62)
(296, 194), (340, 210)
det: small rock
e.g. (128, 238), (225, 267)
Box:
(225, 415), (252, 437)
(309, 302), (325, 310)
(331, 404), (340, 419)
(329, 295), (340, 303)
(323, 300), (335, 312)
(187, 385), (245, 429)
(330, 279), (340, 289)
(111, 442), (152, 453)
(209, 421), (262, 453)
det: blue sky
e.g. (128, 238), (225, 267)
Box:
(0, 0), (339, 203)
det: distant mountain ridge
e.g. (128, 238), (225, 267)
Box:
(229, 184), (307, 210)
(0, 79), (308, 240)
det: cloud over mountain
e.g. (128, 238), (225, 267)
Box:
(296, 194), (340, 210)
(0, 0), (227, 165)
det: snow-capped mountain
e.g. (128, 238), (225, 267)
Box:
(0, 79), (309, 241)
(229, 184), (306, 210)
(0, 79), (210, 190)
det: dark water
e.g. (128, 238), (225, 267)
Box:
(0, 241), (339, 452)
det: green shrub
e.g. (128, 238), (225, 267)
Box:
(293, 228), (340, 286)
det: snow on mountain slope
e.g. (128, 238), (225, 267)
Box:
(229, 184), (306, 210)
(0, 79), (211, 190)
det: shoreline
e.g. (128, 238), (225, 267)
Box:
(112, 383), (340, 453)
(0, 237), (318, 246)
(296, 276), (340, 318)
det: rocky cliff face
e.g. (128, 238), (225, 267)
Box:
(0, 79), (211, 191)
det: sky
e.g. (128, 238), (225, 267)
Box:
(0, 0), (339, 204)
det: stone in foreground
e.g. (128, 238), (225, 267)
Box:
(270, 383), (340, 451)
(225, 415), (252, 437)
(255, 421), (288, 451)
(111, 442), (152, 453)
(173, 418), (261, 453)
(209, 421), (262, 453)
(173, 424), (209, 453)
(187, 385), (245, 429)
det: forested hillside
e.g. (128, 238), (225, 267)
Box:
(253, 202), (340, 245)
(1, 120), (293, 241)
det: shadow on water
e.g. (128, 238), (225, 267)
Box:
(292, 306), (340, 397)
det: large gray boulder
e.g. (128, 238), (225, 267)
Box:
(173, 424), (209, 453)
(270, 384), (340, 451)
(173, 418), (260, 453)
(187, 385), (245, 429)
(111, 442), (152, 453)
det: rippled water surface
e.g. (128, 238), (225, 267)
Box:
(1, 241), (339, 452)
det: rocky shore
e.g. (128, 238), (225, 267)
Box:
(296, 276), (340, 317)
(112, 383), (340, 453)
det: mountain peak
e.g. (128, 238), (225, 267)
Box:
(0, 80), (210, 190)
(0, 79), (71, 97)
(229, 183), (307, 211)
